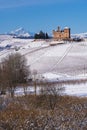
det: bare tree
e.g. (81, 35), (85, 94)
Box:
(0, 64), (7, 95)
(32, 70), (38, 96)
(40, 82), (64, 110)
(0, 53), (31, 97)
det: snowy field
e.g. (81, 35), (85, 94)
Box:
(1, 35), (87, 96)
(15, 82), (87, 97)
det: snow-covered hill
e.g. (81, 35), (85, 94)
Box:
(71, 32), (87, 39)
(9, 27), (34, 38)
(1, 35), (87, 96)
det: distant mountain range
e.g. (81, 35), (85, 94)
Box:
(4, 28), (87, 39)
(9, 27), (34, 39)
(71, 32), (87, 39)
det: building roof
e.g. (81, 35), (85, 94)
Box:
(64, 27), (69, 29)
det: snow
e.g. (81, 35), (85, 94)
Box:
(42, 72), (87, 82)
(15, 82), (87, 97)
(43, 72), (64, 79)
(42, 72), (71, 81)
(44, 44), (71, 57)
(71, 32), (87, 38)
(64, 27), (69, 29)
(15, 86), (40, 96)
(41, 72), (87, 97)
(10, 27), (32, 37)
(1, 35), (87, 97)
(14, 72), (87, 97)
(13, 27), (23, 32)
(64, 83), (87, 97)
(0, 38), (44, 50)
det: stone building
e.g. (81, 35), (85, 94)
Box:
(53, 26), (71, 40)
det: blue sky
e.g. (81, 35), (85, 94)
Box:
(0, 0), (87, 34)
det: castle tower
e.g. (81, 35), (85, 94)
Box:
(64, 27), (70, 39)
(57, 26), (60, 32)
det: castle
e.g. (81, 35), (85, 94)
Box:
(53, 26), (71, 40)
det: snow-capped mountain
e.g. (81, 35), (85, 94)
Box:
(9, 27), (34, 38)
(71, 32), (87, 39)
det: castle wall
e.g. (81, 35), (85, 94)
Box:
(53, 27), (70, 40)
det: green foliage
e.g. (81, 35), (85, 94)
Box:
(45, 33), (49, 39)
(34, 31), (49, 39)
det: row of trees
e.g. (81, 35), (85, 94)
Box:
(34, 31), (49, 39)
